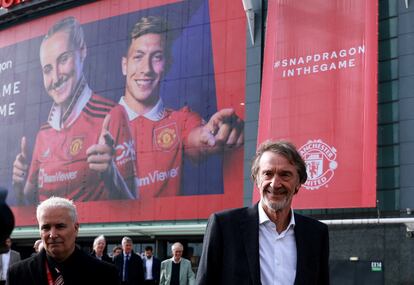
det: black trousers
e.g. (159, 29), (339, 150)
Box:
(144, 280), (157, 285)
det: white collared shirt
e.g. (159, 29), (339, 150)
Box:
(119, 96), (165, 122)
(258, 203), (297, 285)
(1, 250), (11, 280)
(145, 256), (153, 280)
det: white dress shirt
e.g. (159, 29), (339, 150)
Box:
(1, 251), (11, 280)
(145, 256), (153, 280)
(258, 204), (297, 285)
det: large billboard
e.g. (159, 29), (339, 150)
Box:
(256, 0), (377, 208)
(0, 0), (245, 225)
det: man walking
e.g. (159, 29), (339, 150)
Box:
(0, 238), (20, 285)
(114, 236), (144, 284)
(159, 242), (194, 285)
(143, 246), (160, 284)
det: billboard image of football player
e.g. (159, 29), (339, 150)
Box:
(118, 16), (244, 199)
(12, 17), (136, 205)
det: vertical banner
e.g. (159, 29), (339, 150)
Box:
(255, 0), (377, 208)
(0, 0), (245, 225)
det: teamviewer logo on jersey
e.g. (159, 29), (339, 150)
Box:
(37, 169), (78, 186)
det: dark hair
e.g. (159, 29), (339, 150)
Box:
(112, 245), (122, 253)
(145, 246), (153, 251)
(251, 140), (307, 185)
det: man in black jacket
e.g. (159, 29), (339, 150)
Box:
(196, 140), (330, 285)
(143, 246), (161, 284)
(7, 196), (119, 285)
(91, 234), (113, 264)
(113, 236), (144, 284)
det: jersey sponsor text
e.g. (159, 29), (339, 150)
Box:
(137, 167), (179, 187)
(38, 168), (78, 187)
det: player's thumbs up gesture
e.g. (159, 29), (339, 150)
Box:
(12, 136), (29, 186)
(86, 114), (115, 173)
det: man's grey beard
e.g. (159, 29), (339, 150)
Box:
(262, 196), (289, 212)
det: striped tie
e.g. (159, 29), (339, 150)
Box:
(55, 268), (64, 285)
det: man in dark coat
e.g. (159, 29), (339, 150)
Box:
(113, 236), (144, 284)
(196, 140), (330, 285)
(7, 196), (119, 285)
(143, 246), (161, 284)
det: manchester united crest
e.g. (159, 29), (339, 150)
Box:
(154, 123), (179, 150)
(69, 137), (84, 157)
(298, 139), (338, 190)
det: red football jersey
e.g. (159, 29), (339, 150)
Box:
(130, 107), (202, 199)
(27, 94), (135, 202)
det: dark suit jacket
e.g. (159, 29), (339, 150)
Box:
(0, 249), (21, 272)
(143, 256), (161, 282)
(7, 247), (120, 285)
(196, 204), (330, 285)
(91, 250), (113, 264)
(114, 251), (144, 284)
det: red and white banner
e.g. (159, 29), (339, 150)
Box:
(255, 0), (378, 208)
(1, 0), (246, 225)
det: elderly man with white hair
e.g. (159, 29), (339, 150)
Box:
(7, 196), (119, 285)
(160, 242), (195, 285)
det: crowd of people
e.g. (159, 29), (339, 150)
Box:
(1, 139), (329, 285)
(2, 196), (197, 285)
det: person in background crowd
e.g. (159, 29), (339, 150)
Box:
(6, 196), (119, 285)
(159, 242), (194, 285)
(90, 234), (113, 263)
(31, 239), (44, 256)
(112, 245), (123, 260)
(143, 245), (161, 284)
(33, 239), (43, 253)
(196, 140), (330, 285)
(12, 16), (136, 205)
(119, 16), (244, 199)
(113, 236), (144, 284)
(0, 187), (14, 256)
(0, 237), (21, 285)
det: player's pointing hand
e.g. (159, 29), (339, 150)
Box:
(86, 114), (115, 173)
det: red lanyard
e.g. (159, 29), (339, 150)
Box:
(45, 261), (55, 285)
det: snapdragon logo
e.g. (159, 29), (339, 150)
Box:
(38, 168), (78, 187)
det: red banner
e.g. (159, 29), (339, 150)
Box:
(255, 0), (377, 208)
(1, 0), (245, 225)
